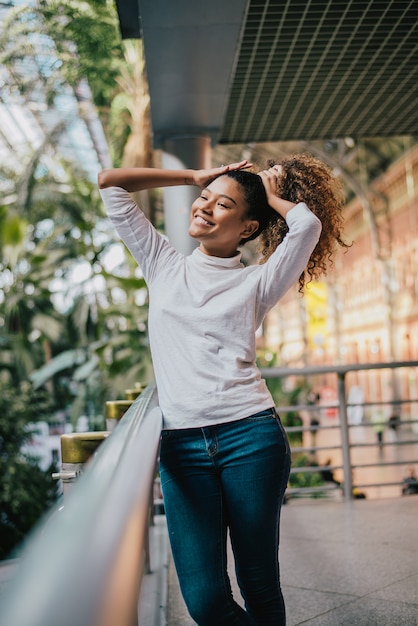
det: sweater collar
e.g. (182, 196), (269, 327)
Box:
(192, 247), (242, 269)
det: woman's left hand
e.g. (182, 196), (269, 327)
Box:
(258, 167), (282, 203)
(192, 160), (253, 188)
(258, 166), (296, 219)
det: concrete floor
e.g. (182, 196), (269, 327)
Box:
(162, 495), (418, 625)
(2, 497), (416, 625)
(279, 496), (418, 625)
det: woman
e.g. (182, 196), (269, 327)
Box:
(98, 155), (346, 625)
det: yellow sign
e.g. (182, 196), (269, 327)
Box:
(305, 281), (328, 349)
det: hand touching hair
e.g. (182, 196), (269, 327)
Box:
(258, 153), (349, 291)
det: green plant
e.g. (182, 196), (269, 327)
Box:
(0, 376), (58, 559)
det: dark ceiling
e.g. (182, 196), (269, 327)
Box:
(116, 0), (418, 148)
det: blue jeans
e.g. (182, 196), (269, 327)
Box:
(160, 408), (291, 625)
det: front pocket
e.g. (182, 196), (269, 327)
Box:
(245, 407), (276, 422)
(274, 413), (291, 456)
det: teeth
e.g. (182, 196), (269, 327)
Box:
(196, 215), (211, 225)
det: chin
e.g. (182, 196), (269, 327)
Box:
(188, 229), (199, 240)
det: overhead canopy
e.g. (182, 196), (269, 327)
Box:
(116, 0), (418, 147)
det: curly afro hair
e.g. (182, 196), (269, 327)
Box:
(257, 153), (349, 291)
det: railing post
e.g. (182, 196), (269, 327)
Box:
(106, 384), (144, 431)
(52, 432), (109, 497)
(337, 371), (353, 501)
(106, 400), (133, 431)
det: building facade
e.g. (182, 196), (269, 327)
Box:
(263, 143), (418, 420)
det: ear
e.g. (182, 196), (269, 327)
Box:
(241, 220), (259, 239)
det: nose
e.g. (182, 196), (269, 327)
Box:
(201, 201), (214, 214)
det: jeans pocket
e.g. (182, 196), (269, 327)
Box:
(245, 407), (277, 422)
(274, 412), (291, 457)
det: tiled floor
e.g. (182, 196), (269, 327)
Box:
(164, 495), (418, 625)
(280, 496), (418, 625)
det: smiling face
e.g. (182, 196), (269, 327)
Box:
(188, 176), (259, 257)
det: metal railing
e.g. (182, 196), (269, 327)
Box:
(1, 361), (417, 625)
(0, 383), (162, 626)
(261, 360), (418, 502)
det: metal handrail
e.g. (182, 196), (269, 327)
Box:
(0, 383), (162, 626)
(261, 359), (418, 377)
(261, 359), (418, 501)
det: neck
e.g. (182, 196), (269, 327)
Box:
(199, 244), (239, 258)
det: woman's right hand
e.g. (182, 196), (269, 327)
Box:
(192, 160), (253, 188)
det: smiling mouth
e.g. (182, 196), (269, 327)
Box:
(195, 214), (214, 226)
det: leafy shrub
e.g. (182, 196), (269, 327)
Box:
(0, 376), (58, 559)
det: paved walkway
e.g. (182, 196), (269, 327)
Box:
(164, 495), (418, 625)
(3, 498), (416, 624)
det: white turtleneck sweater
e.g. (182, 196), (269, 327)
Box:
(99, 186), (321, 429)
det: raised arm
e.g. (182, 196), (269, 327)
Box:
(257, 153), (348, 293)
(97, 160), (253, 192)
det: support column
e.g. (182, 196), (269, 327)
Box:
(161, 135), (212, 254)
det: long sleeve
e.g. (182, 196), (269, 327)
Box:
(257, 202), (322, 312)
(99, 186), (180, 285)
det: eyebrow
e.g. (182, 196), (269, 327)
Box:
(203, 188), (237, 205)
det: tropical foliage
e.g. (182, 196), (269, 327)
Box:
(0, 0), (154, 555)
(0, 377), (58, 559)
(0, 0), (153, 406)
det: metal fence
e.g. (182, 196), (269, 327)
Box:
(0, 383), (161, 626)
(261, 360), (418, 502)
